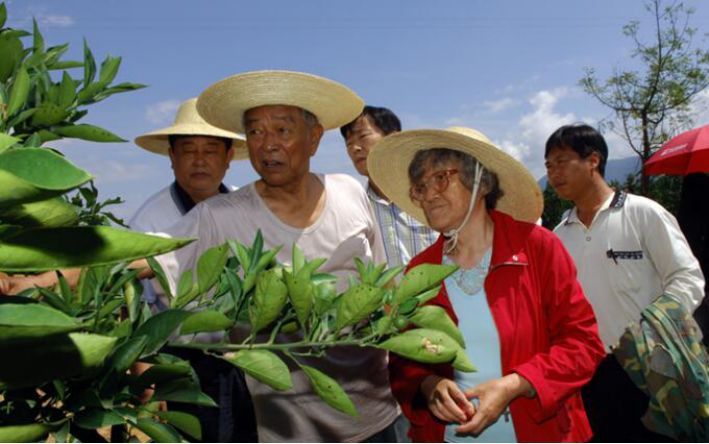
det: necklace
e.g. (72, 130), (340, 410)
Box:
(444, 248), (492, 296)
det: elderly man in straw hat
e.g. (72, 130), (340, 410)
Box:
(147, 70), (400, 442)
(367, 126), (604, 442)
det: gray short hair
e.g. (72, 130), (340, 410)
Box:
(408, 148), (503, 209)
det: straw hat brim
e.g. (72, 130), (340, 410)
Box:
(367, 129), (543, 225)
(196, 70), (364, 133)
(134, 124), (247, 160)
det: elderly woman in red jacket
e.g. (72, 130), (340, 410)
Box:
(368, 127), (605, 442)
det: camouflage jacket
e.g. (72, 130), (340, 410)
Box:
(614, 294), (709, 441)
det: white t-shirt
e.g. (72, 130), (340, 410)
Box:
(129, 183), (236, 307)
(156, 173), (398, 442)
(554, 191), (705, 349)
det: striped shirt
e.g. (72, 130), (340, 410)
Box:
(367, 184), (438, 268)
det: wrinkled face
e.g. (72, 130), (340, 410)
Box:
(344, 115), (386, 177)
(412, 159), (474, 233)
(244, 105), (323, 187)
(169, 136), (232, 202)
(545, 145), (599, 201)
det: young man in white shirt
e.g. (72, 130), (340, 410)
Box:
(544, 123), (705, 442)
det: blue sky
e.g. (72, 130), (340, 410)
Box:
(6, 0), (709, 220)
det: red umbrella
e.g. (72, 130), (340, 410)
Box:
(645, 123), (709, 176)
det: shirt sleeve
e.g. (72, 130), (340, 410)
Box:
(153, 202), (221, 295)
(640, 201), (705, 310)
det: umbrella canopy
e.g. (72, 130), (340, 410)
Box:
(645, 123), (709, 175)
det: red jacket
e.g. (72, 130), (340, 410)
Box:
(389, 210), (605, 442)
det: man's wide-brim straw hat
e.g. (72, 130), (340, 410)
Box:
(196, 70), (364, 133)
(367, 126), (543, 224)
(134, 98), (247, 160)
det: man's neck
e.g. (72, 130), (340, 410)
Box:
(574, 178), (614, 227)
(367, 179), (388, 201)
(255, 173), (326, 229)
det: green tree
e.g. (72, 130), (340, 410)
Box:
(541, 183), (572, 229)
(581, 0), (709, 197)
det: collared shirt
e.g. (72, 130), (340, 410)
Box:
(554, 190), (705, 349)
(367, 184), (438, 269)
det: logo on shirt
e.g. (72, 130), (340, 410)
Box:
(606, 248), (643, 264)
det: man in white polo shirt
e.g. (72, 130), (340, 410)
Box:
(544, 123), (705, 442)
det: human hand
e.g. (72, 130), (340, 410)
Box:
(420, 375), (475, 424)
(0, 272), (35, 295)
(456, 373), (532, 435)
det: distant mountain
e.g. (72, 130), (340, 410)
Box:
(538, 155), (642, 189)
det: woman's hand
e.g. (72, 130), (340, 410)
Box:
(456, 373), (533, 435)
(420, 375), (475, 424)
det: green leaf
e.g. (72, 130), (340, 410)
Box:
(410, 305), (465, 347)
(0, 3), (7, 28)
(156, 410), (202, 441)
(7, 66), (30, 117)
(0, 226), (193, 272)
(32, 18), (44, 53)
(292, 243), (305, 272)
(0, 148), (92, 207)
(134, 419), (182, 443)
(74, 409), (125, 429)
(152, 378), (217, 407)
(0, 423), (54, 443)
(223, 349), (292, 391)
(375, 265), (405, 287)
(377, 328), (459, 364)
(284, 269), (314, 327)
(335, 284), (384, 330)
(53, 123), (126, 142)
(196, 243), (229, 293)
(29, 102), (69, 126)
(134, 362), (192, 388)
(107, 335), (149, 374)
(0, 134), (20, 153)
(173, 270), (199, 309)
(300, 364), (358, 417)
(147, 256), (173, 300)
(0, 303), (81, 343)
(82, 38), (96, 87)
(180, 310), (233, 335)
(0, 33), (23, 83)
(452, 350), (476, 373)
(394, 263), (458, 305)
(0, 332), (117, 389)
(98, 55), (121, 86)
(48, 60), (84, 70)
(133, 309), (191, 355)
(249, 269), (288, 332)
(0, 196), (78, 227)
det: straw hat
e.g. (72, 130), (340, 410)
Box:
(367, 126), (543, 224)
(196, 70), (364, 133)
(134, 98), (247, 160)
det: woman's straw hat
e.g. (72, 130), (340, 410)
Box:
(367, 126), (543, 224)
(196, 70), (364, 133)
(134, 98), (247, 160)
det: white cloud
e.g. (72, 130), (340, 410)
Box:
(484, 97), (517, 114)
(146, 100), (181, 125)
(519, 88), (577, 146)
(496, 139), (530, 161)
(38, 14), (75, 27)
(689, 88), (709, 126)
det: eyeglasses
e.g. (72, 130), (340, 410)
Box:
(409, 169), (459, 203)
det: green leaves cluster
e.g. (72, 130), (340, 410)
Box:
(0, 264), (213, 442)
(152, 235), (470, 419)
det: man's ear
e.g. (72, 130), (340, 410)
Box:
(588, 151), (601, 172)
(309, 123), (324, 157)
(168, 147), (177, 170)
(225, 146), (234, 169)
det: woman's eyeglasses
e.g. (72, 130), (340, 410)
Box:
(409, 169), (459, 203)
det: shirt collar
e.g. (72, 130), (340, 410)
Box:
(170, 181), (229, 215)
(564, 189), (626, 225)
(366, 182), (391, 206)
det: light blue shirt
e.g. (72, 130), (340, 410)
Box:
(443, 251), (517, 443)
